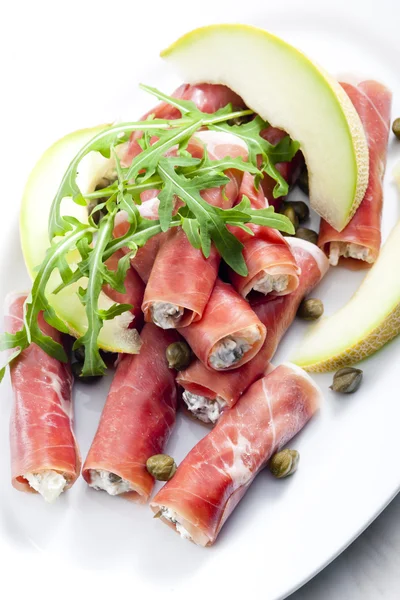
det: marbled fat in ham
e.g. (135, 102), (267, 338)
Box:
(82, 323), (178, 502)
(178, 279), (266, 371)
(151, 363), (321, 546)
(5, 293), (80, 496)
(318, 80), (392, 266)
(177, 238), (328, 413)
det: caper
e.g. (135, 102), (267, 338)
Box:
(282, 205), (299, 232)
(330, 367), (363, 394)
(392, 118), (400, 140)
(269, 449), (299, 478)
(298, 168), (309, 195)
(146, 454), (177, 481)
(100, 350), (118, 368)
(282, 201), (310, 223)
(108, 472), (122, 483)
(297, 298), (324, 321)
(166, 341), (192, 371)
(71, 361), (102, 384)
(73, 346), (86, 363)
(295, 227), (318, 245)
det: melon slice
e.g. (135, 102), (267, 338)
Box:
(292, 218), (400, 372)
(161, 24), (369, 231)
(20, 126), (140, 354)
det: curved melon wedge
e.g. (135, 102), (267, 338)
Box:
(292, 219), (400, 372)
(20, 126), (141, 354)
(162, 24), (369, 231)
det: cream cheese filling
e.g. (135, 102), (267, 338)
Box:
(24, 470), (67, 503)
(160, 507), (192, 540)
(209, 325), (261, 369)
(251, 272), (289, 295)
(151, 302), (184, 329)
(329, 241), (373, 266)
(89, 469), (132, 496)
(182, 391), (226, 423)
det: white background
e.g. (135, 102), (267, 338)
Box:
(1, 1), (400, 599)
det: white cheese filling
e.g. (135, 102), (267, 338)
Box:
(252, 272), (289, 295)
(151, 302), (184, 329)
(89, 470), (132, 496)
(160, 507), (192, 540)
(24, 470), (67, 503)
(329, 242), (373, 266)
(209, 325), (261, 369)
(182, 391), (226, 424)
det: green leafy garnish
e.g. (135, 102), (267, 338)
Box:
(0, 85), (297, 380)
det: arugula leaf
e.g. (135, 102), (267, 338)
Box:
(48, 119), (180, 238)
(0, 225), (91, 377)
(211, 116), (299, 198)
(73, 213), (118, 377)
(3, 84), (298, 381)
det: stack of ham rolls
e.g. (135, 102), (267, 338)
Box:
(5, 78), (391, 546)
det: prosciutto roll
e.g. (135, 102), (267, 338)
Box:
(151, 362), (322, 546)
(318, 80), (392, 266)
(113, 192), (163, 284)
(142, 131), (248, 329)
(118, 83), (246, 281)
(229, 173), (300, 299)
(5, 293), (80, 502)
(179, 279), (266, 372)
(103, 250), (145, 330)
(177, 238), (328, 422)
(82, 323), (178, 502)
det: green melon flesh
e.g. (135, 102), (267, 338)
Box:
(20, 126), (140, 354)
(162, 24), (369, 231)
(292, 219), (400, 372)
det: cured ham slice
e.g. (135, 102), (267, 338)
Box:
(318, 80), (392, 266)
(178, 279), (266, 372)
(103, 250), (145, 330)
(151, 362), (322, 546)
(142, 131), (248, 329)
(177, 238), (328, 422)
(117, 84), (246, 282)
(115, 83), (246, 285)
(82, 323), (178, 502)
(113, 192), (163, 284)
(134, 83), (245, 126)
(5, 293), (80, 502)
(229, 174), (300, 300)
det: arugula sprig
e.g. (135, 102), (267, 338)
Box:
(211, 116), (300, 197)
(1, 84), (298, 380)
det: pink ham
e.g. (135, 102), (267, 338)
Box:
(151, 362), (321, 546)
(318, 80), (392, 266)
(82, 323), (178, 502)
(142, 131), (248, 329)
(177, 238), (328, 421)
(113, 192), (163, 284)
(103, 250), (145, 330)
(118, 84), (246, 281)
(229, 174), (300, 300)
(178, 279), (266, 371)
(5, 293), (80, 501)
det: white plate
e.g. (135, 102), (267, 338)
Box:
(1, 1), (400, 599)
